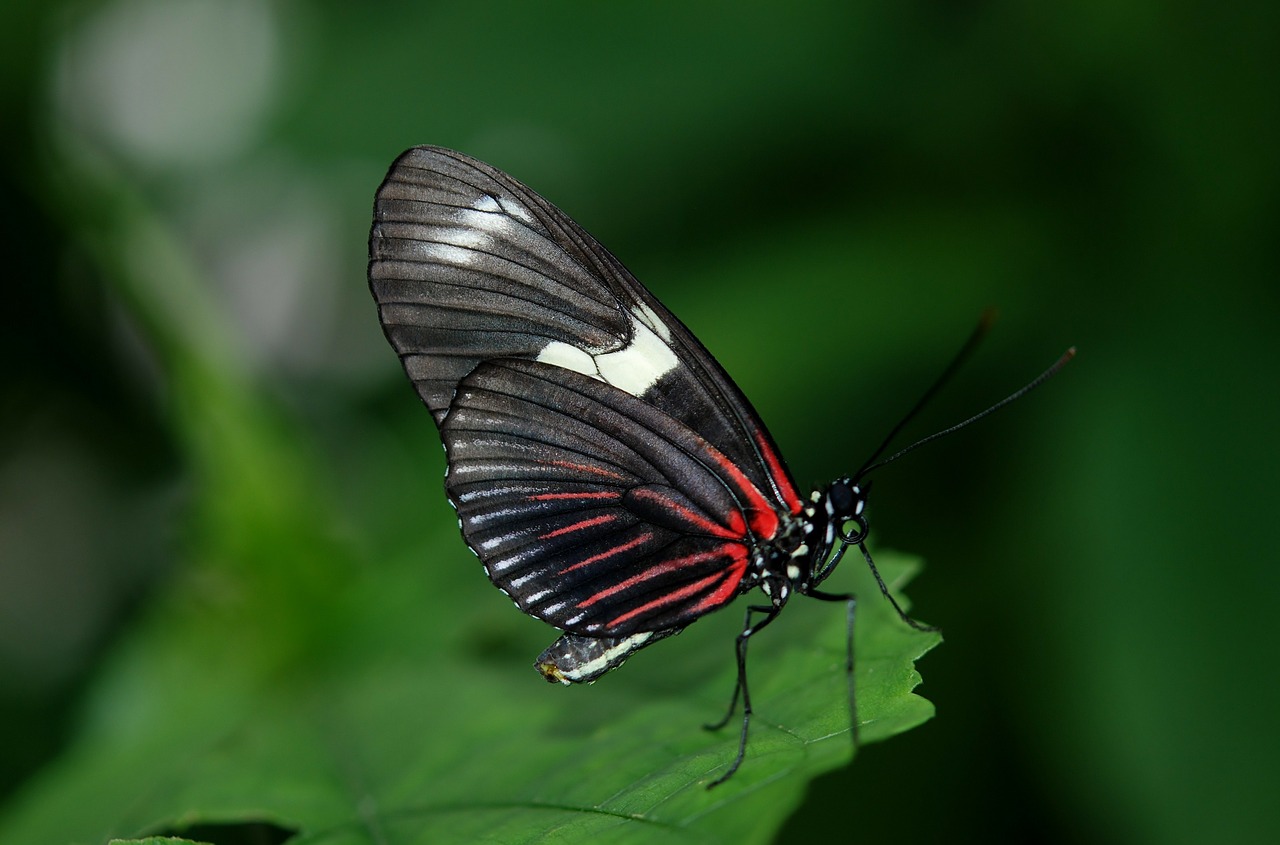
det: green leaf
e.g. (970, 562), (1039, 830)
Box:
(1, 547), (936, 845)
(0, 142), (939, 845)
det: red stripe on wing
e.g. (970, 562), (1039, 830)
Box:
(538, 513), (618, 539)
(601, 547), (749, 629)
(754, 429), (802, 515)
(626, 487), (744, 539)
(703, 448), (779, 539)
(528, 491), (620, 502)
(542, 459), (628, 481)
(575, 545), (743, 609)
(558, 532), (655, 574)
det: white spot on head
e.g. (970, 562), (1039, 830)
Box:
(810, 490), (822, 502)
(786, 564), (801, 580)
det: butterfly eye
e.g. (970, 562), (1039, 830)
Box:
(827, 479), (854, 513)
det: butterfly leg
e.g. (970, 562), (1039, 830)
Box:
(705, 603), (781, 788)
(808, 589), (859, 749)
(857, 542), (939, 632)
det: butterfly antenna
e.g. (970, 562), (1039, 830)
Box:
(861, 345), (1076, 477)
(854, 310), (997, 479)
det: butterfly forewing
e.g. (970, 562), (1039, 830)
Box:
(443, 359), (762, 635)
(369, 146), (803, 516)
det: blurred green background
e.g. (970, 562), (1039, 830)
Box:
(2, 0), (1277, 842)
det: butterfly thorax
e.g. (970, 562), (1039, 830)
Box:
(755, 477), (867, 604)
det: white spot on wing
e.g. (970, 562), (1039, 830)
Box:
(426, 195), (520, 263)
(535, 342), (596, 374)
(631, 302), (673, 342)
(498, 195), (535, 225)
(509, 571), (541, 590)
(558, 632), (655, 682)
(480, 529), (528, 551)
(457, 202), (510, 234)
(487, 546), (539, 574)
(535, 309), (679, 398)
(417, 243), (475, 266)
(595, 318), (679, 396)
(433, 224), (490, 250)
(456, 485), (540, 503)
(467, 505), (528, 527)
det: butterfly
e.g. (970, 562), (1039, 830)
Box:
(367, 146), (1072, 786)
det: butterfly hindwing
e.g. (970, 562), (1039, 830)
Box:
(442, 358), (771, 636)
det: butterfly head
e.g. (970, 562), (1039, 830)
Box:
(786, 476), (869, 592)
(825, 476), (869, 544)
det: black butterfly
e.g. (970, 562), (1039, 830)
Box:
(367, 146), (1070, 786)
